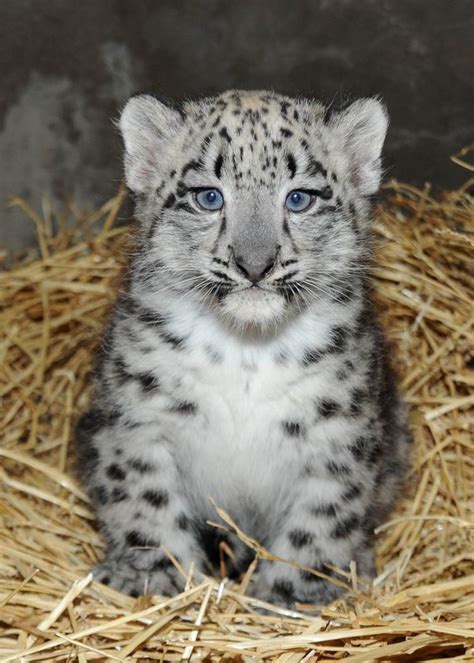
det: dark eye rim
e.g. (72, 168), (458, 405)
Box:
(191, 187), (224, 211)
(285, 189), (316, 213)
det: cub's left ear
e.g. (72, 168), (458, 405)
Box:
(330, 98), (388, 195)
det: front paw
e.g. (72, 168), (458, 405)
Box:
(93, 558), (182, 598)
(250, 569), (346, 610)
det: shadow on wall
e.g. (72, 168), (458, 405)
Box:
(1, 0), (472, 250)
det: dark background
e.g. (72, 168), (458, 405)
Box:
(1, 0), (472, 250)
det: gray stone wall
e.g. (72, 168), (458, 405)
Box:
(1, 0), (472, 250)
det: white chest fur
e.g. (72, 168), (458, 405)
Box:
(153, 303), (342, 529)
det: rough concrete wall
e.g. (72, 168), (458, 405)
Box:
(1, 0), (472, 250)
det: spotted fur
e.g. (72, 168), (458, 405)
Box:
(76, 90), (411, 608)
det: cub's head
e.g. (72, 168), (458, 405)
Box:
(120, 90), (387, 334)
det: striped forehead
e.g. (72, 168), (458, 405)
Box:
(183, 93), (329, 189)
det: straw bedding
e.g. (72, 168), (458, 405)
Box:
(0, 171), (473, 661)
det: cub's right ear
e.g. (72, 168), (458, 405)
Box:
(119, 94), (183, 194)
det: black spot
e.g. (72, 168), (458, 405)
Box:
(163, 193), (176, 209)
(212, 257), (229, 267)
(219, 126), (232, 143)
(319, 185), (333, 200)
(280, 127), (293, 138)
(299, 564), (328, 583)
(326, 460), (351, 476)
(160, 330), (185, 349)
(175, 201), (195, 213)
(129, 458), (155, 474)
(318, 205), (338, 215)
(336, 368), (349, 381)
(289, 529), (313, 548)
(181, 159), (203, 177)
(311, 502), (338, 517)
(317, 399), (340, 418)
(335, 280), (354, 305)
(193, 521), (227, 573)
(349, 436), (369, 460)
(126, 530), (158, 548)
(176, 513), (189, 530)
(141, 489), (169, 509)
(137, 307), (167, 328)
(306, 157), (327, 177)
(331, 514), (360, 539)
(282, 421), (304, 438)
(106, 464), (126, 481)
(272, 579), (294, 602)
(302, 348), (325, 366)
(100, 575), (110, 585)
(342, 483), (362, 501)
(122, 418), (141, 429)
(210, 269), (233, 282)
(286, 153), (297, 178)
(113, 356), (135, 385)
(169, 401), (197, 415)
(349, 388), (368, 416)
(92, 485), (108, 505)
(111, 487), (129, 503)
(137, 372), (160, 393)
(150, 557), (174, 572)
(75, 408), (119, 472)
(214, 153), (224, 178)
(175, 180), (188, 197)
(331, 172), (338, 182)
(367, 439), (382, 466)
(327, 326), (348, 353)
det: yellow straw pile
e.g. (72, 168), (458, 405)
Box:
(0, 171), (473, 660)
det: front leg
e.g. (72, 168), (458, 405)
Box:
(253, 471), (376, 609)
(77, 410), (205, 597)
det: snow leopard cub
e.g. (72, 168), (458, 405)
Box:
(76, 89), (410, 608)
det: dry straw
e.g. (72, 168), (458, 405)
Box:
(0, 165), (473, 660)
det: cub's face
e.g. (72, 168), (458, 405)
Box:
(120, 90), (387, 333)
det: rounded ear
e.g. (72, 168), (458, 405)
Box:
(330, 98), (388, 195)
(119, 94), (184, 193)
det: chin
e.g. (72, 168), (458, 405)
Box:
(216, 288), (288, 335)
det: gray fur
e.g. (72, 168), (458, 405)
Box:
(76, 90), (410, 608)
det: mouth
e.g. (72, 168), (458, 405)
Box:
(212, 283), (289, 332)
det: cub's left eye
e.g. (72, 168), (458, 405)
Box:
(285, 190), (314, 212)
(194, 188), (224, 211)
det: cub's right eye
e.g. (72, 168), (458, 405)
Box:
(193, 188), (224, 211)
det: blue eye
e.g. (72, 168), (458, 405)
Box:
(194, 188), (224, 211)
(285, 190), (314, 212)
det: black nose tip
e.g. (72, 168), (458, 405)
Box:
(234, 254), (276, 284)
